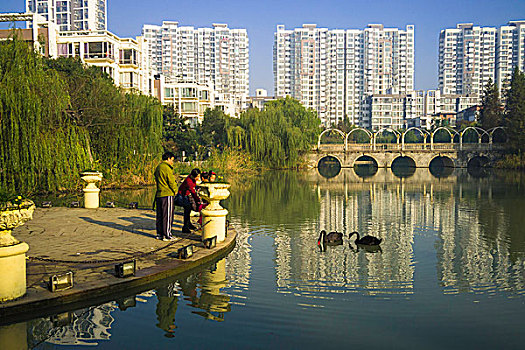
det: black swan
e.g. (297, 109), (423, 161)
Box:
(318, 230), (343, 251)
(348, 231), (382, 246)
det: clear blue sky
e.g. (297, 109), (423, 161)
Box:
(1, 0), (524, 94)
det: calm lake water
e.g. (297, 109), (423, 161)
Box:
(3, 167), (525, 349)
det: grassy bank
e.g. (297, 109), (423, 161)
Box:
(494, 153), (525, 170)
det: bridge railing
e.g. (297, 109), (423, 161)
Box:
(317, 142), (505, 152)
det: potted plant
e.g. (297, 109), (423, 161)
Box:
(0, 194), (36, 247)
(0, 193), (35, 301)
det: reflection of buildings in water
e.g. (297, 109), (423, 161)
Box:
(27, 289), (158, 347)
(43, 303), (117, 346)
(224, 220), (252, 296)
(436, 196), (525, 294)
(275, 178), (416, 297)
(306, 168), (525, 296)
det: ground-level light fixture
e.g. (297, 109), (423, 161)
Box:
(105, 201), (115, 208)
(42, 201), (52, 208)
(115, 260), (136, 278)
(177, 245), (194, 259)
(70, 201), (80, 208)
(128, 202), (138, 209)
(49, 271), (74, 292)
(203, 236), (217, 249)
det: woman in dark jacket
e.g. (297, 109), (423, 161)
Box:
(178, 168), (202, 233)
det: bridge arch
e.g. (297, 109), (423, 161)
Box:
(429, 155), (455, 177)
(402, 127), (430, 149)
(487, 126), (507, 144)
(460, 126), (490, 148)
(373, 128), (401, 150)
(391, 157), (417, 178)
(467, 155), (490, 168)
(317, 128), (346, 150)
(391, 155), (417, 168)
(431, 127), (459, 149)
(317, 155), (343, 179)
(428, 155), (455, 168)
(352, 154), (379, 168)
(317, 154), (343, 168)
(345, 127), (373, 147)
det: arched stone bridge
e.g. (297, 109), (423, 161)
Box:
(306, 126), (507, 168)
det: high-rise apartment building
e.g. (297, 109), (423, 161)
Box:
(438, 23), (496, 97)
(274, 24), (414, 127)
(26, 0), (107, 31)
(142, 22), (249, 116)
(496, 21), (525, 92)
(439, 21), (525, 97)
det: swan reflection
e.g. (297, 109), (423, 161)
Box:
(271, 168), (525, 299)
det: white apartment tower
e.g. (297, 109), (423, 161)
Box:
(496, 21), (525, 92)
(26, 0), (107, 31)
(142, 22), (249, 115)
(438, 23), (496, 97)
(274, 24), (414, 127)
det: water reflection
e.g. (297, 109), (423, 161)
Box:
(6, 168), (525, 347)
(155, 283), (179, 337)
(429, 162), (455, 178)
(22, 303), (117, 347)
(154, 258), (232, 332)
(4, 256), (234, 347)
(226, 168), (525, 299)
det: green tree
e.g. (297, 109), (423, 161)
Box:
(505, 68), (525, 152)
(227, 97), (321, 168)
(162, 104), (198, 157)
(479, 79), (503, 130)
(200, 107), (229, 149)
(46, 57), (163, 172)
(0, 35), (162, 193)
(0, 34), (91, 194)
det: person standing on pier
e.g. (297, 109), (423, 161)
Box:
(154, 152), (178, 241)
(177, 168), (202, 233)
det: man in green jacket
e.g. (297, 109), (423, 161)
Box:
(154, 151), (178, 241)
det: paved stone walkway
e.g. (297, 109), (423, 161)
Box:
(0, 207), (235, 323)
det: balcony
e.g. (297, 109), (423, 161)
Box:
(83, 42), (115, 62)
(119, 48), (138, 67)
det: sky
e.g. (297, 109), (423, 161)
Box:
(1, 0), (525, 95)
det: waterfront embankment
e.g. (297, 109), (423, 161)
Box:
(0, 207), (236, 324)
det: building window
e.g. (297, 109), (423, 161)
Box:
(182, 102), (197, 112)
(182, 88), (197, 98)
(120, 49), (137, 65)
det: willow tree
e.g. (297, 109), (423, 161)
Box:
(0, 34), (90, 194)
(228, 97), (321, 168)
(46, 56), (163, 182)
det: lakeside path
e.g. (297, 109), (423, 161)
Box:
(0, 207), (236, 324)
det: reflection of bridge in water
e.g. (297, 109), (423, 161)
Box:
(273, 169), (525, 299)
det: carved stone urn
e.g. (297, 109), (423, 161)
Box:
(198, 183), (230, 243)
(81, 171), (103, 208)
(0, 199), (35, 302)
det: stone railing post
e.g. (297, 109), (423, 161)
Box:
(81, 172), (103, 209)
(199, 183), (231, 243)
